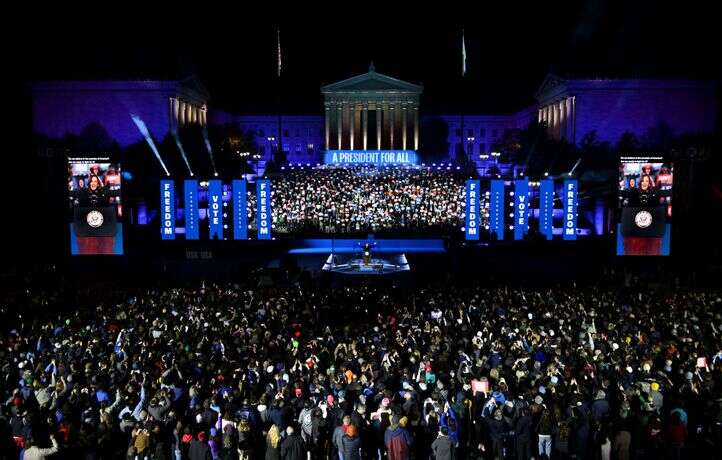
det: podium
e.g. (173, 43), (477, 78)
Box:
(620, 206), (666, 238)
(72, 206), (118, 237)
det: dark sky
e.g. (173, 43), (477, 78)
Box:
(14, 1), (721, 116)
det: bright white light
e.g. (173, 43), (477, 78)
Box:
(130, 114), (169, 176)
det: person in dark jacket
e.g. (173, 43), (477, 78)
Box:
(486, 409), (507, 460)
(591, 391), (609, 422)
(341, 425), (362, 460)
(220, 425), (239, 460)
(537, 409), (555, 460)
(189, 431), (212, 460)
(515, 408), (533, 460)
(280, 426), (305, 460)
(431, 426), (455, 460)
(268, 401), (290, 435)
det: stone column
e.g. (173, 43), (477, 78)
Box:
(376, 104), (382, 149)
(168, 98), (175, 131)
(325, 104), (330, 149)
(179, 101), (186, 125)
(557, 102), (562, 139)
(389, 104), (395, 150)
(349, 104), (355, 150)
(571, 96), (576, 144)
(337, 104), (343, 149)
(402, 104), (408, 150)
(559, 100), (566, 140)
(362, 104), (368, 150)
(565, 98), (572, 143)
(413, 105), (419, 150)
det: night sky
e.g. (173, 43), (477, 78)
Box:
(13, 1), (721, 116)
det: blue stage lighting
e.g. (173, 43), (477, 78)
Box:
(172, 133), (193, 177)
(130, 114), (169, 176)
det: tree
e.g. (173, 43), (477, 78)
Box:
(616, 132), (640, 153)
(77, 123), (120, 153)
(207, 123), (259, 177)
(641, 121), (674, 151)
(491, 128), (522, 163)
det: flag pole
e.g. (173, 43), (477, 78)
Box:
(460, 29), (467, 164)
(276, 27), (283, 165)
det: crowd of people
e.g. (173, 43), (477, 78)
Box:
(247, 167), (469, 234)
(2, 279), (722, 460)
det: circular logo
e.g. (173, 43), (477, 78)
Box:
(634, 210), (653, 229)
(86, 210), (104, 228)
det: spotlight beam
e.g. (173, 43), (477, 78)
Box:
(202, 126), (218, 176)
(568, 157), (582, 176)
(172, 132), (194, 176)
(130, 114), (170, 176)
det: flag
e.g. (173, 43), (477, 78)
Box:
(462, 30), (466, 76)
(277, 28), (282, 77)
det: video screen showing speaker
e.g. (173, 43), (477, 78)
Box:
(616, 156), (672, 256)
(68, 158), (123, 255)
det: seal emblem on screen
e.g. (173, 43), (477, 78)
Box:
(86, 210), (104, 228)
(634, 210), (653, 229)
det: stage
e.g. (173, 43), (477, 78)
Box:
(322, 253), (410, 275)
(287, 238), (446, 255)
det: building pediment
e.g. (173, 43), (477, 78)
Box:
(322, 66), (423, 94)
(177, 75), (210, 103)
(535, 73), (568, 101)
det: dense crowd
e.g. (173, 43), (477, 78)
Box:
(2, 280), (722, 460)
(248, 167), (469, 234)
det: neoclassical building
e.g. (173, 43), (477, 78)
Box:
(31, 71), (716, 166)
(536, 74), (717, 144)
(321, 63), (423, 151)
(230, 71), (716, 165)
(32, 77), (209, 146)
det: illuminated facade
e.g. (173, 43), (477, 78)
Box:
(32, 73), (716, 165)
